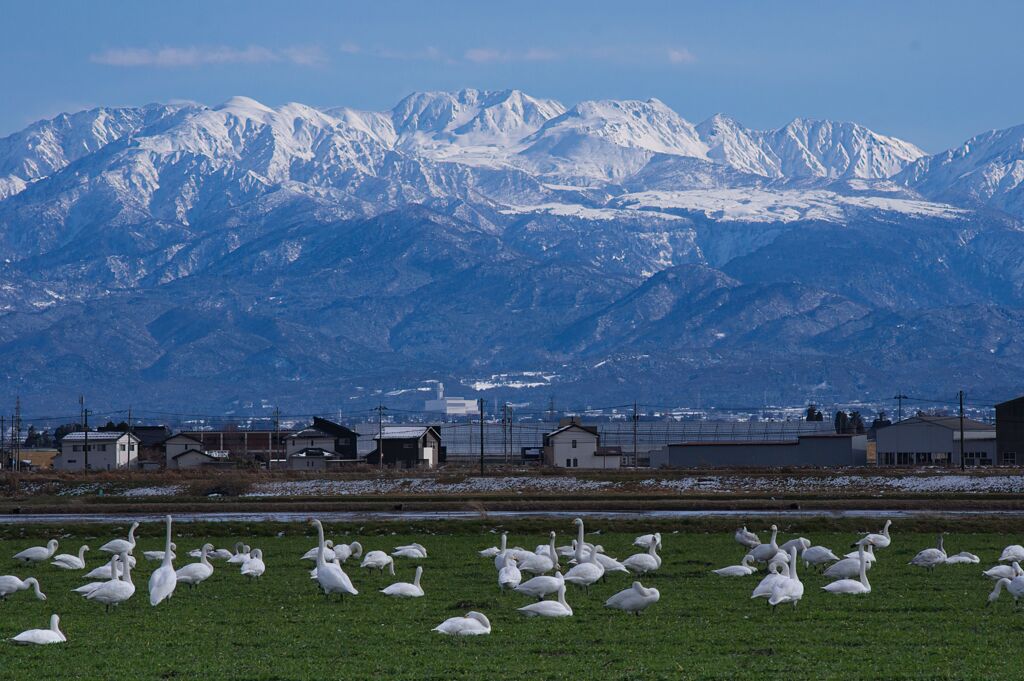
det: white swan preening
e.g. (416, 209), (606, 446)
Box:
(51, 544), (89, 570)
(517, 582), (572, 618)
(13, 539), (58, 564)
(633, 532), (662, 550)
(227, 543), (252, 565)
(823, 542), (871, 595)
(86, 551), (135, 612)
(176, 543), (215, 588)
(858, 520), (893, 550)
(100, 522), (139, 555)
(987, 575), (1024, 606)
(999, 545), (1024, 563)
(433, 611), (490, 636)
(241, 549), (266, 579)
(311, 519), (358, 599)
(780, 537), (811, 555)
(735, 526), (761, 549)
(498, 554), (522, 592)
(713, 554), (758, 577)
(144, 543), (177, 562)
(515, 571), (564, 601)
(11, 614), (65, 645)
(392, 543), (428, 559)
(0, 575), (46, 601)
(381, 566), (424, 597)
(605, 581), (660, 615)
(983, 561), (1024, 581)
(361, 550), (396, 576)
(149, 515), (177, 606)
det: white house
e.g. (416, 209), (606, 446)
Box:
(54, 431), (140, 471)
(164, 434), (205, 468)
(543, 421), (622, 469)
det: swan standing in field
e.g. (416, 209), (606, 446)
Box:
(241, 549), (265, 579)
(983, 561), (1024, 581)
(823, 543), (871, 595)
(768, 547), (804, 610)
(748, 526), (780, 563)
(735, 526), (761, 550)
(987, 575), (1024, 606)
(843, 544), (878, 562)
(361, 550), (396, 576)
(176, 544), (215, 589)
(381, 566), (424, 597)
(13, 539), (58, 564)
(51, 545), (89, 570)
(999, 545), (1024, 563)
(564, 518), (594, 557)
(498, 554), (522, 593)
(100, 522), (139, 556)
(86, 551), (135, 612)
(802, 545), (839, 569)
(752, 562), (791, 600)
(392, 543), (427, 559)
(148, 515), (177, 606)
(0, 576), (46, 601)
(623, 538), (661, 575)
(564, 543), (606, 592)
(712, 554), (758, 577)
(909, 533), (947, 571)
(144, 543), (177, 562)
(857, 520), (893, 550)
(433, 611), (491, 636)
(517, 582), (572, 618)
(302, 540), (335, 562)
(480, 532), (508, 558)
(519, 532), (559, 575)
(605, 581), (660, 615)
(75, 556), (121, 595)
(333, 541), (363, 564)
(310, 519), (358, 599)
(10, 614), (65, 645)
(227, 543), (251, 565)
(515, 571), (564, 601)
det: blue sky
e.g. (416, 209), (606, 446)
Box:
(3, 1), (1023, 152)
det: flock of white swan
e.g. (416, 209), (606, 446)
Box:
(3, 515), (1024, 643)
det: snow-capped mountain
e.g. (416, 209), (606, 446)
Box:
(0, 90), (1022, 413)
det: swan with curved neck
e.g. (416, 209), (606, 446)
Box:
(433, 611), (490, 636)
(52, 545), (89, 570)
(767, 546), (804, 610)
(86, 551), (135, 611)
(11, 614), (65, 645)
(712, 554), (758, 577)
(148, 515), (177, 606)
(517, 581), (572, 618)
(175, 544), (215, 588)
(606, 581), (660, 615)
(749, 525), (780, 562)
(0, 575), (46, 601)
(623, 539), (661, 575)
(311, 519), (358, 598)
(13, 539), (59, 564)
(100, 522), (139, 555)
(498, 553), (522, 592)
(823, 542), (870, 594)
(381, 566), (425, 597)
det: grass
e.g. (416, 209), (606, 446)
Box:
(0, 521), (1023, 680)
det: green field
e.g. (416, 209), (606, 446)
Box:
(0, 520), (1020, 680)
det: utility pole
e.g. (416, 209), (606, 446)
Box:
(80, 395), (90, 472)
(375, 404), (387, 470)
(13, 397), (20, 472)
(479, 398), (485, 476)
(894, 393), (908, 423)
(959, 390), (965, 471)
(273, 406), (281, 470)
(0, 415), (5, 470)
(632, 402), (639, 469)
(501, 403), (508, 465)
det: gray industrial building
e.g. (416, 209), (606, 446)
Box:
(996, 396), (1024, 466)
(649, 433), (867, 468)
(874, 416), (997, 467)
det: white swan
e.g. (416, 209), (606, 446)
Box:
(803, 545), (839, 568)
(633, 532), (663, 550)
(207, 547), (235, 561)
(302, 540), (335, 562)
(564, 518), (594, 558)
(909, 533), (947, 571)
(713, 554), (758, 577)
(858, 519), (892, 550)
(564, 543), (606, 591)
(10, 614), (65, 645)
(823, 543), (871, 595)
(480, 531), (508, 558)
(498, 554), (522, 592)
(381, 566), (424, 597)
(752, 562), (791, 599)
(623, 539), (661, 575)
(843, 545), (879, 562)
(824, 548), (875, 580)
(310, 519), (358, 599)
(944, 552), (980, 564)
(605, 581), (660, 615)
(360, 550), (396, 576)
(227, 543), (251, 565)
(735, 526), (761, 549)
(518, 532), (559, 575)
(983, 561), (1023, 581)
(87, 551), (135, 611)
(84, 555), (127, 581)
(13, 539), (58, 564)
(143, 543), (177, 562)
(241, 549), (265, 579)
(75, 555), (121, 595)
(391, 543), (428, 559)
(517, 582), (572, 618)
(176, 543), (215, 588)
(0, 575), (46, 601)
(987, 575), (1024, 606)
(100, 522), (139, 555)
(51, 545), (89, 570)
(148, 515), (177, 606)
(514, 571), (564, 600)
(768, 547), (804, 610)
(780, 537), (811, 555)
(333, 541), (363, 564)
(748, 525), (780, 562)
(433, 611), (490, 636)
(999, 544), (1024, 563)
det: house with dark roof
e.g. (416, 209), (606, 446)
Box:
(542, 420), (622, 469)
(285, 417), (359, 470)
(875, 415), (996, 466)
(366, 426), (443, 469)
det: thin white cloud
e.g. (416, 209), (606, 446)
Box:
(667, 48), (697, 65)
(90, 45), (327, 68)
(464, 48), (560, 64)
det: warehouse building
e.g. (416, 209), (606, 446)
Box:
(996, 396), (1024, 466)
(649, 433), (866, 468)
(875, 416), (996, 467)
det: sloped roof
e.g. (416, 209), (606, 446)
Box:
(374, 426), (429, 440)
(62, 431), (138, 442)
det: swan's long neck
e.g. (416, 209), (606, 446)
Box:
(991, 578), (1008, 601)
(201, 545), (211, 567)
(500, 533), (507, 553)
(858, 546), (868, 585)
(162, 517), (173, 566)
(789, 548), (799, 582)
(576, 521), (584, 548)
(770, 527), (778, 548)
(314, 521), (326, 567)
(414, 566), (422, 587)
(883, 521), (891, 539)
(78, 545), (87, 561)
(558, 585), (567, 607)
(937, 534), (944, 553)
(129, 523), (137, 546)
(50, 615), (60, 633)
(121, 553), (133, 585)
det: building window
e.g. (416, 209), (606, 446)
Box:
(119, 444), (126, 451)
(565, 458), (572, 468)
(572, 458), (578, 467)
(571, 439), (577, 449)
(73, 445), (81, 452)
(67, 459), (77, 464)
(1002, 452), (1017, 465)
(338, 438), (349, 446)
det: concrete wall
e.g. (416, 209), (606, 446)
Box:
(876, 422), (996, 466)
(650, 435), (866, 468)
